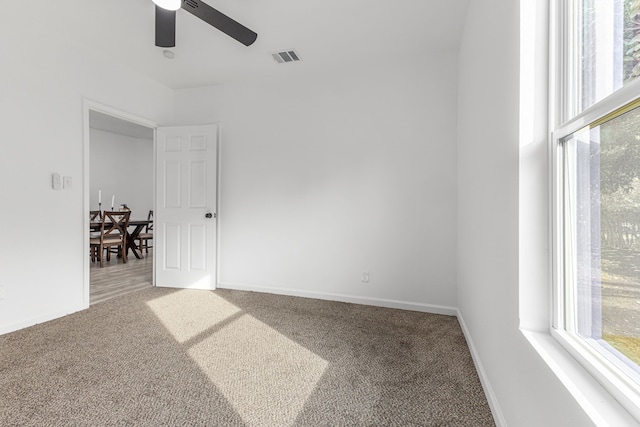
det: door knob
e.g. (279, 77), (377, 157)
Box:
(205, 212), (214, 219)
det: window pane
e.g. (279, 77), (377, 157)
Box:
(573, 0), (640, 115)
(564, 103), (640, 377)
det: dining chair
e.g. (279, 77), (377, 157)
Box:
(137, 210), (153, 254)
(90, 210), (131, 267)
(89, 210), (103, 242)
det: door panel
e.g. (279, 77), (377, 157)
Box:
(156, 125), (217, 289)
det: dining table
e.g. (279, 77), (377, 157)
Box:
(90, 219), (152, 260)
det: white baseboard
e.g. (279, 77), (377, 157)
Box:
(217, 281), (458, 316)
(457, 310), (507, 427)
(0, 303), (87, 336)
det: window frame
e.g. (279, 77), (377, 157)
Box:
(551, 1), (640, 418)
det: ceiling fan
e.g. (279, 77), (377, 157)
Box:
(153, 0), (257, 48)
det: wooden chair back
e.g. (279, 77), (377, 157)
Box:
(90, 210), (101, 222)
(91, 210), (131, 267)
(146, 210), (154, 232)
(102, 210), (131, 241)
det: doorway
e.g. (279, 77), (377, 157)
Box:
(83, 100), (157, 306)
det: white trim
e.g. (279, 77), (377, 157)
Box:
(214, 124), (223, 291)
(457, 311), (507, 427)
(554, 78), (640, 139)
(217, 282), (458, 316)
(82, 101), (91, 308)
(0, 304), (85, 336)
(523, 329), (639, 427)
(550, 128), (564, 331)
(82, 99), (158, 305)
(152, 127), (158, 288)
(549, 0), (568, 335)
(549, 0), (567, 127)
(552, 328), (640, 421)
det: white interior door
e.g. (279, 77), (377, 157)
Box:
(156, 124), (217, 290)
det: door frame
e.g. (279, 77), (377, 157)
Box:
(82, 99), (158, 307)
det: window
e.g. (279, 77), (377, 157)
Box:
(553, 0), (640, 419)
(562, 0), (640, 118)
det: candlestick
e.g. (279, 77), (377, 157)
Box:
(98, 190), (101, 203)
(111, 195), (115, 210)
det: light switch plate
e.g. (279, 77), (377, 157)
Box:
(52, 173), (62, 190)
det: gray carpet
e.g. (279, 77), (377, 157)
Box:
(0, 288), (495, 426)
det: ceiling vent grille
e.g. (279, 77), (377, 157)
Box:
(271, 49), (301, 64)
(184, 0), (198, 9)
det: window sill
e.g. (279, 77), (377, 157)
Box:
(521, 329), (639, 426)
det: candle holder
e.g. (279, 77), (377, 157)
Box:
(98, 202), (102, 215)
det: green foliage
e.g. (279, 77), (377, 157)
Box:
(600, 107), (640, 248)
(603, 334), (640, 365)
(624, 0), (640, 81)
(600, 112), (640, 195)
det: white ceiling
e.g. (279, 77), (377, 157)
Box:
(26, 0), (469, 90)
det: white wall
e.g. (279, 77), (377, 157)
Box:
(174, 57), (459, 312)
(457, 1), (597, 426)
(0, 6), (173, 333)
(89, 129), (154, 217)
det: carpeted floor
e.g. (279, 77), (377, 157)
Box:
(0, 287), (495, 426)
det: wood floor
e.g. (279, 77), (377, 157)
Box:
(90, 248), (153, 305)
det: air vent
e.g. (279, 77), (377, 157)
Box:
(271, 49), (301, 64)
(184, 0), (198, 9)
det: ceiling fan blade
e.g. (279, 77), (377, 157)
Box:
(181, 0), (258, 47)
(155, 5), (176, 48)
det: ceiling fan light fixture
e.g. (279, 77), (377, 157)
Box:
(153, 0), (181, 11)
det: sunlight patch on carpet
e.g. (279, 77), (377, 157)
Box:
(146, 290), (241, 343)
(188, 314), (328, 427)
